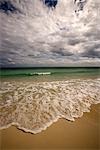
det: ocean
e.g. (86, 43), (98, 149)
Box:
(0, 67), (100, 134)
(1, 67), (100, 80)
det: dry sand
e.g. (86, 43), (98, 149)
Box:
(0, 104), (100, 150)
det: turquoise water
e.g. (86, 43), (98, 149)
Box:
(0, 67), (100, 82)
(1, 67), (100, 77)
(0, 68), (100, 82)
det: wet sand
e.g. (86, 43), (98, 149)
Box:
(0, 104), (100, 150)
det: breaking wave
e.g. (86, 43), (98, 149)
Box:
(0, 78), (100, 134)
(1, 72), (52, 76)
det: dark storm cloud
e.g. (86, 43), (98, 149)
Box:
(68, 39), (81, 46)
(80, 44), (100, 58)
(81, 50), (100, 58)
(84, 28), (100, 41)
(52, 49), (74, 57)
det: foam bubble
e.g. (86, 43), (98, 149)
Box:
(0, 78), (100, 134)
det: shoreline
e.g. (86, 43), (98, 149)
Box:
(0, 103), (99, 135)
(1, 78), (100, 135)
(1, 104), (100, 149)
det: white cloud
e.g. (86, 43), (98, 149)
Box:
(0, 0), (100, 67)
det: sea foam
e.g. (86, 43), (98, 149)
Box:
(0, 78), (100, 134)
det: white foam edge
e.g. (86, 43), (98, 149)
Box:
(0, 116), (60, 134)
(0, 103), (99, 134)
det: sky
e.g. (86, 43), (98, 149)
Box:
(0, 0), (100, 67)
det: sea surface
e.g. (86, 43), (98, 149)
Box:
(0, 67), (100, 134)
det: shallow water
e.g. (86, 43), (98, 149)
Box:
(0, 74), (100, 134)
(1, 67), (100, 77)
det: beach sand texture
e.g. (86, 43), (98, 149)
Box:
(0, 104), (100, 150)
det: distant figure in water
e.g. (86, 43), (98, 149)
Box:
(44, 0), (58, 9)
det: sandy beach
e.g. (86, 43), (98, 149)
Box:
(0, 104), (100, 150)
(0, 0), (100, 148)
(0, 0), (100, 149)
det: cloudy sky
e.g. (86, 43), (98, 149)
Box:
(0, 0), (100, 67)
